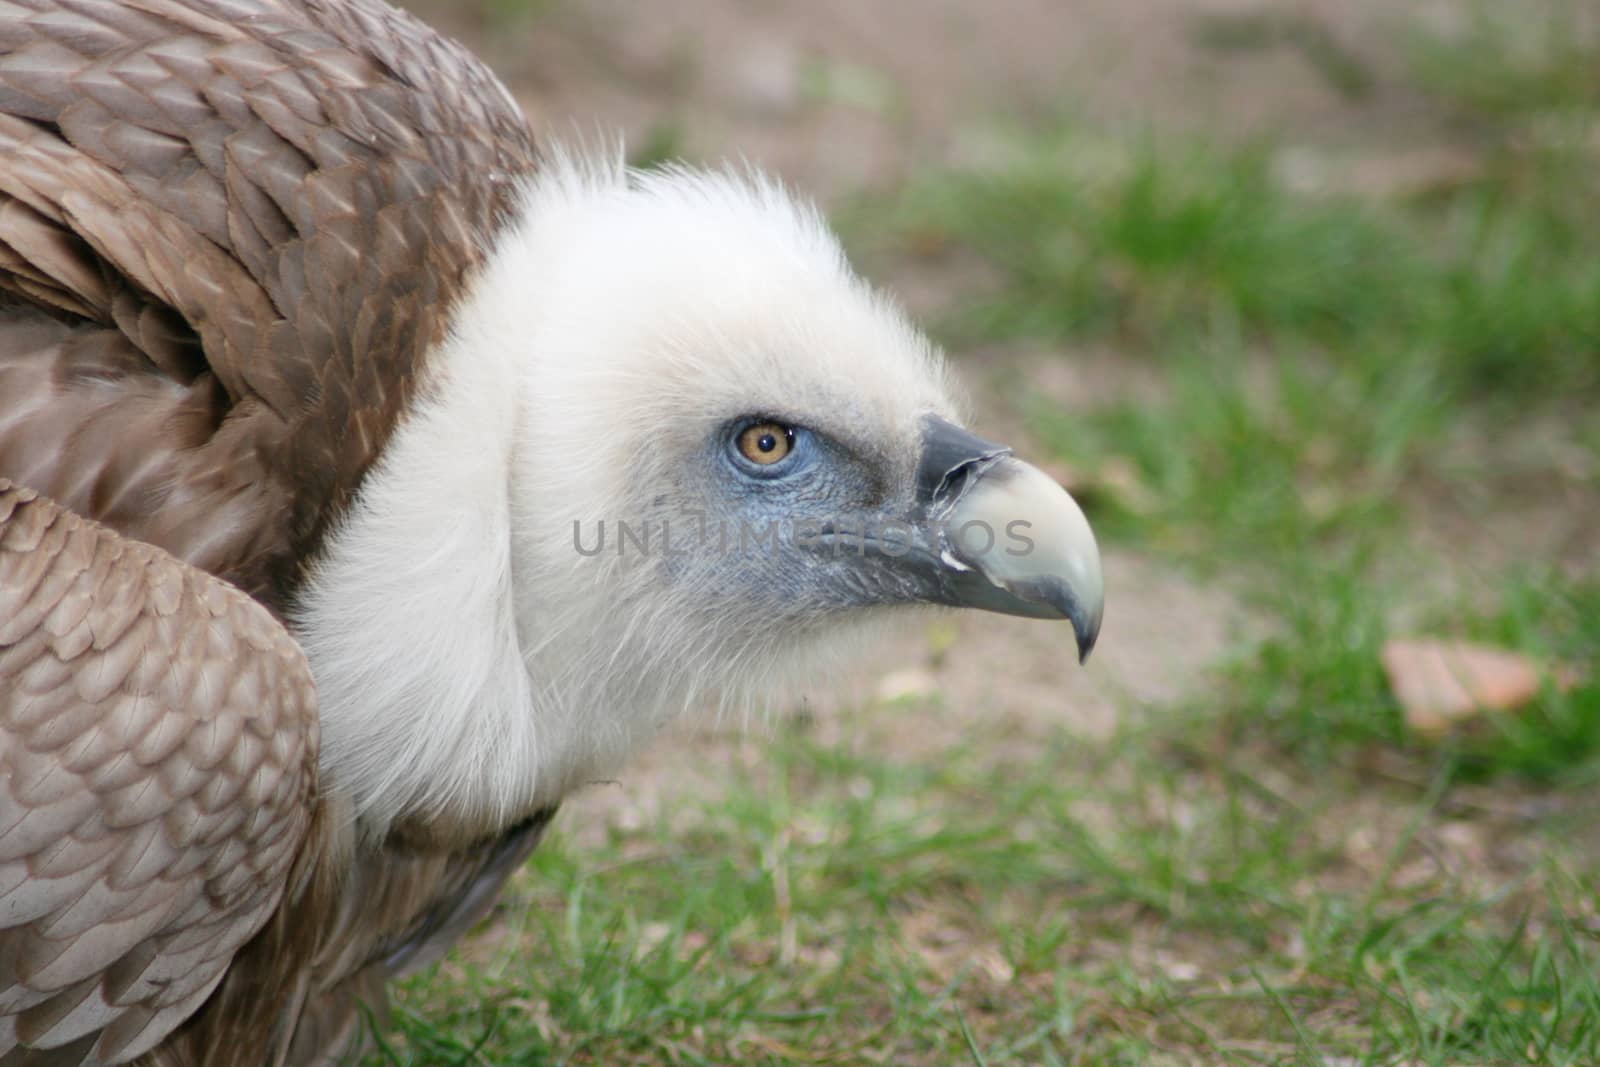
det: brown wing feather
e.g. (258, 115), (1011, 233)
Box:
(0, 4), (550, 1061)
(0, 480), (319, 1064)
(0, 0), (538, 610)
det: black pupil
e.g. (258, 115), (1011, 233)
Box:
(757, 433), (778, 453)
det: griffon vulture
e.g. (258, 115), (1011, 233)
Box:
(0, 0), (1104, 1062)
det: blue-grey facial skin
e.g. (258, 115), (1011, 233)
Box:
(694, 419), (911, 616)
(652, 418), (998, 606)
(596, 413), (1101, 661)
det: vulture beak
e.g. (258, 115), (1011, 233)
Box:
(911, 416), (1105, 662)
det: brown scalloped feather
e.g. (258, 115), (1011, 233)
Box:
(0, 481), (317, 1063)
(0, 0), (536, 613)
(0, 1), (555, 1063)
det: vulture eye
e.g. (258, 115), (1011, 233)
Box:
(736, 421), (795, 466)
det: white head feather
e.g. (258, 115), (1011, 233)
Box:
(296, 149), (960, 840)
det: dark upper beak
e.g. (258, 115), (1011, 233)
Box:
(912, 416), (1105, 662)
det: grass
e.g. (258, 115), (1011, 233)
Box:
(875, 129), (1600, 397)
(371, 3), (1599, 1063)
(1407, 0), (1600, 123)
(374, 676), (1600, 1063)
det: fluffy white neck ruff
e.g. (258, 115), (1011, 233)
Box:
(292, 258), (534, 841)
(293, 154), (911, 842)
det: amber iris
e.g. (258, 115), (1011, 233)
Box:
(736, 422), (793, 465)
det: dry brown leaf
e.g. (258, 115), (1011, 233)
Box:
(1381, 638), (1580, 739)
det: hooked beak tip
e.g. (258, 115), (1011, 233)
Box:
(1001, 575), (1103, 663)
(941, 454), (1106, 667)
(1075, 605), (1102, 665)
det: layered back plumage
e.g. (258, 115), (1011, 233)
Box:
(0, 1), (550, 1062)
(0, 0), (534, 608)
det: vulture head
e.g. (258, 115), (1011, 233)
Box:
(301, 152), (1102, 840)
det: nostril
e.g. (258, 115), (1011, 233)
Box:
(915, 414), (1011, 508)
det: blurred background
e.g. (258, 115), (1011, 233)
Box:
(381, 2), (1598, 1063)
